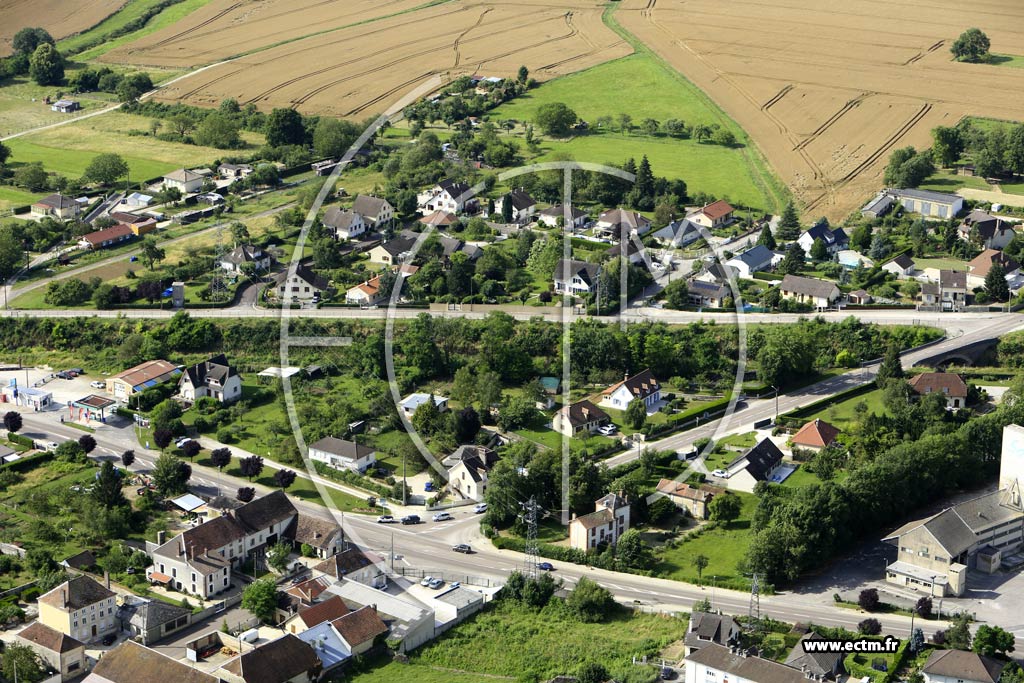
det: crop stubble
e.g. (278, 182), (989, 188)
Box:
(0, 0), (127, 54)
(618, 0), (1024, 219)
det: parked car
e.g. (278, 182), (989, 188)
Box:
(427, 578), (445, 589)
(452, 544), (472, 554)
(424, 481), (434, 492)
(101, 634), (116, 646)
(432, 512), (453, 522)
(537, 562), (554, 571)
(376, 515), (395, 524)
(420, 576), (434, 586)
(55, 371), (71, 379)
(175, 437), (192, 448)
(711, 469), (729, 478)
(68, 368), (83, 375)
(597, 424), (618, 436)
(473, 503), (487, 514)
(90, 380), (106, 389)
(661, 666), (675, 680)
(401, 515), (421, 525)
(449, 581), (461, 589)
(42, 441), (60, 452)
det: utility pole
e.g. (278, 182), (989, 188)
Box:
(402, 449), (407, 506)
(748, 573), (762, 629)
(390, 532), (395, 573)
(521, 497), (539, 581)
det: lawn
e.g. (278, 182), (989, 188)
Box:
(918, 168), (991, 194)
(653, 491), (758, 588)
(0, 185), (43, 211)
(489, 54), (776, 211)
(909, 257), (967, 272)
(5, 111), (264, 181)
(59, 0), (214, 56)
(348, 599), (686, 682)
(989, 53), (1024, 69)
(798, 387), (888, 430)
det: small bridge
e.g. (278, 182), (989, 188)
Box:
(912, 337), (999, 368)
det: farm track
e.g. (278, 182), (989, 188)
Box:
(143, 1), (245, 49)
(903, 39), (945, 66)
(793, 93), (867, 151)
(452, 7), (492, 67)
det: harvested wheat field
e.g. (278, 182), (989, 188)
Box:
(617, 0), (1024, 220)
(0, 0), (127, 54)
(110, 0), (630, 119)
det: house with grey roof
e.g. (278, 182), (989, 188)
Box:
(888, 188), (964, 219)
(724, 244), (774, 279)
(553, 258), (600, 295)
(308, 436), (376, 474)
(922, 649), (1006, 683)
(179, 353), (241, 404)
(220, 244), (271, 273)
(685, 643), (809, 683)
(881, 253), (915, 279)
(778, 274), (840, 310)
(495, 188), (536, 224)
(351, 194), (394, 228)
(784, 632), (844, 679)
(323, 206), (367, 240)
(683, 612), (740, 655)
(723, 438), (785, 493)
(118, 595), (193, 645)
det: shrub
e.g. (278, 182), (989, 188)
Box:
(858, 618), (882, 635)
(858, 588), (880, 611)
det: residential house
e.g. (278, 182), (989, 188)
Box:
(687, 279), (731, 308)
(860, 191), (896, 218)
(537, 204), (588, 229)
(656, 479), (718, 520)
(553, 258), (600, 295)
(162, 169), (205, 194)
(399, 393), (448, 416)
(38, 575), (117, 643)
(595, 208), (652, 237)
(313, 546), (386, 589)
(778, 274), (840, 310)
(601, 369), (661, 411)
(552, 399), (609, 437)
(848, 289), (872, 305)
(921, 649), (1006, 683)
(51, 99), (80, 113)
(325, 579), (434, 652)
(889, 188), (964, 219)
(724, 438), (786, 493)
(920, 269), (968, 311)
(178, 354), (242, 404)
(724, 244), (774, 279)
(569, 492), (631, 550)
(218, 163), (253, 180)
(323, 206), (367, 240)
(604, 238), (645, 265)
(797, 221), (848, 256)
(689, 200), (735, 229)
(329, 605), (389, 656)
(959, 210), (1018, 250)
(495, 188), (536, 223)
(882, 424), (1024, 596)
(881, 253), (915, 279)
(15, 622), (87, 682)
(220, 244), (271, 273)
(283, 575), (333, 610)
(351, 195), (395, 229)
(345, 275), (384, 306)
(652, 218), (702, 248)
(417, 179), (473, 215)
(784, 632), (845, 680)
(295, 621), (349, 677)
(275, 264), (331, 303)
(106, 359), (180, 401)
(218, 633), (321, 683)
(31, 193), (80, 220)
(432, 233), (483, 263)
(60, 550), (97, 572)
(420, 210), (457, 229)
(967, 248), (1020, 290)
(285, 595), (351, 635)
(682, 612), (740, 655)
(684, 644), (809, 683)
(308, 436), (377, 473)
(291, 514), (343, 559)
(694, 263), (732, 285)
(368, 235), (416, 265)
(120, 192), (153, 209)
(78, 223), (135, 250)
(148, 491), (298, 598)
(117, 596), (192, 645)
(82, 640), (219, 683)
(790, 419), (840, 452)
(908, 372), (968, 409)
(447, 446), (499, 500)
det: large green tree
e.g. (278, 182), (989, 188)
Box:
(951, 28), (991, 62)
(12, 27), (54, 56)
(708, 491), (742, 526)
(777, 242), (806, 275)
(931, 126), (964, 167)
(973, 624), (1015, 657)
(92, 461), (128, 509)
(1, 643), (45, 683)
(566, 577), (615, 622)
(193, 113), (243, 149)
(241, 578), (280, 623)
(312, 117), (359, 158)
(28, 42), (63, 86)
(663, 278), (689, 310)
(85, 153), (129, 186)
(152, 451), (191, 496)
(757, 223), (777, 250)
(985, 261), (1009, 302)
(534, 102), (577, 136)
(265, 108), (306, 147)
(777, 202), (800, 240)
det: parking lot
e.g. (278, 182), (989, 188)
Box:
(0, 366), (112, 412)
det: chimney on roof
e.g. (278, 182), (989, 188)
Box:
(179, 540), (185, 557)
(62, 589), (67, 609)
(157, 530), (166, 545)
(104, 570), (110, 590)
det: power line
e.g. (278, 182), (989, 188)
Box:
(521, 496), (539, 580)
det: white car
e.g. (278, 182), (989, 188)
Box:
(597, 424), (618, 436)
(175, 437), (192, 448)
(420, 576), (434, 587)
(432, 512), (453, 522)
(711, 469), (729, 478)
(473, 503), (487, 514)
(90, 380), (106, 389)
(42, 441), (60, 452)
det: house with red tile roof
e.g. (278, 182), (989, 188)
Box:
(790, 419), (841, 452)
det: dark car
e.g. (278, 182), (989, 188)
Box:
(101, 633), (117, 646)
(537, 562), (554, 571)
(400, 515), (421, 525)
(661, 667), (675, 680)
(452, 544), (472, 554)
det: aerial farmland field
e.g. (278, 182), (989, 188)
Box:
(0, 0), (127, 54)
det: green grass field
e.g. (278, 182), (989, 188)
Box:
(800, 387), (888, 430)
(911, 257), (968, 271)
(489, 54), (777, 211)
(6, 111), (263, 180)
(990, 54), (1024, 69)
(59, 0), (214, 56)
(654, 490), (757, 587)
(918, 168), (991, 194)
(0, 185), (43, 211)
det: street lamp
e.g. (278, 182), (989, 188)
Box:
(771, 386), (779, 423)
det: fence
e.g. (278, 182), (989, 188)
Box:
(396, 567), (498, 588)
(0, 580), (35, 600)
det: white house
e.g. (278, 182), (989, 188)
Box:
(778, 274), (840, 310)
(553, 399), (609, 437)
(275, 264), (330, 302)
(537, 204), (588, 229)
(967, 248), (1020, 290)
(958, 210), (1018, 250)
(652, 218), (701, 248)
(600, 369), (660, 410)
(447, 446), (498, 500)
(881, 253), (915, 279)
(724, 438), (785, 493)
(178, 354), (242, 404)
(31, 193), (80, 220)
(51, 99), (80, 113)
(922, 649), (1005, 683)
(724, 244), (774, 279)
(345, 276), (384, 306)
(308, 436), (377, 473)
(399, 393), (448, 416)
(595, 208), (652, 237)
(689, 200), (735, 229)
(685, 644), (808, 683)
(568, 492), (630, 550)
(220, 244), (271, 273)
(351, 195), (395, 229)
(323, 206), (367, 240)
(553, 258), (600, 295)
(797, 221), (848, 256)
(417, 179), (472, 215)
(162, 169), (205, 194)
(495, 188), (536, 224)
